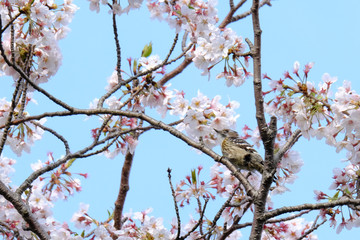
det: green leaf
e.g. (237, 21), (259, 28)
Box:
(65, 158), (76, 168)
(108, 209), (114, 219)
(191, 169), (196, 184)
(145, 232), (154, 240)
(141, 42), (152, 57)
(330, 191), (340, 201)
(133, 58), (138, 74)
(287, 91), (295, 97)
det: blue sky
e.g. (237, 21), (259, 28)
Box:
(2, 0), (360, 239)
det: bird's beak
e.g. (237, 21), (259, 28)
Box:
(214, 129), (220, 134)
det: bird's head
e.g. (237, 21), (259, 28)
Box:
(214, 129), (239, 138)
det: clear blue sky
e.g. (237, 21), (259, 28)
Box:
(2, 0), (360, 239)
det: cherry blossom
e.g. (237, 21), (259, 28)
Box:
(0, 0), (79, 85)
(0, 0), (359, 239)
(87, 0), (143, 15)
(0, 97), (46, 157)
(263, 218), (318, 240)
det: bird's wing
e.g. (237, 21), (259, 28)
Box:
(229, 137), (257, 153)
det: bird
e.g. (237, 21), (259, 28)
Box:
(214, 128), (264, 174)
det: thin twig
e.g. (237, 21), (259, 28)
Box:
(164, 33), (179, 63)
(274, 129), (302, 164)
(204, 187), (241, 240)
(229, 0), (235, 9)
(218, 210), (311, 238)
(0, 76), (22, 157)
(97, 37), (191, 108)
(219, 0), (247, 28)
(263, 199), (360, 220)
(167, 168), (182, 239)
(181, 31), (189, 51)
(3, 108), (260, 197)
(0, 20), (75, 112)
(76, 132), (121, 159)
(0, 181), (50, 239)
(197, 197), (204, 236)
(112, 11), (122, 84)
(182, 198), (209, 240)
(297, 219), (326, 240)
(157, 55), (192, 87)
(231, 0), (271, 22)
(266, 210), (311, 224)
(0, 12), (21, 33)
(15, 127), (122, 195)
(8, 6), (15, 64)
(31, 121), (71, 155)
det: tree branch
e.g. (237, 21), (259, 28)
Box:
(297, 218), (326, 240)
(218, 210), (311, 234)
(0, 78), (22, 157)
(204, 187), (242, 240)
(163, 33), (179, 63)
(0, 19), (75, 112)
(0, 181), (50, 239)
(219, 0), (247, 29)
(0, 12), (21, 33)
(31, 121), (71, 155)
(114, 150), (134, 230)
(274, 129), (302, 164)
(167, 168), (182, 239)
(3, 108), (258, 197)
(263, 199), (360, 220)
(266, 210), (311, 224)
(14, 127), (123, 195)
(249, 0), (276, 239)
(182, 198), (209, 240)
(112, 10), (122, 84)
(251, 2), (266, 137)
(231, 0), (272, 22)
(157, 56), (192, 87)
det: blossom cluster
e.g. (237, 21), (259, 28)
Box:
(263, 218), (318, 240)
(0, 152), (88, 239)
(0, 155), (15, 186)
(313, 164), (360, 234)
(172, 164), (317, 239)
(174, 90), (240, 148)
(0, 2), (84, 238)
(87, 0), (143, 15)
(209, 163), (264, 226)
(70, 205), (174, 239)
(147, 0), (248, 83)
(0, 0), (358, 238)
(31, 153), (87, 201)
(264, 62), (357, 148)
(264, 61), (360, 177)
(264, 61), (360, 232)
(94, 58), (241, 159)
(0, 177), (75, 239)
(91, 87), (240, 159)
(175, 166), (215, 207)
(0, 97), (45, 157)
(0, 0), (78, 86)
(71, 203), (243, 239)
(240, 124), (305, 194)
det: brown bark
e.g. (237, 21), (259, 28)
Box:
(249, 0), (275, 239)
(113, 151), (134, 230)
